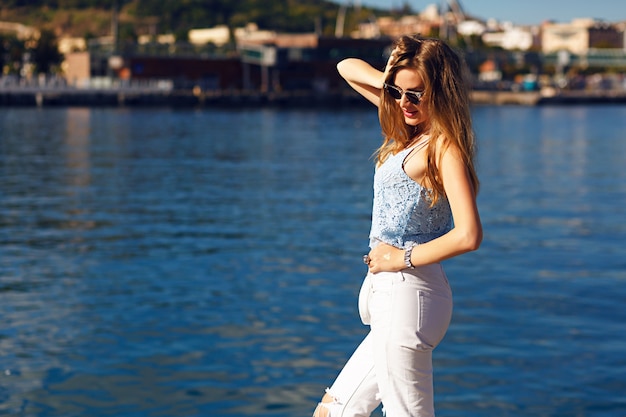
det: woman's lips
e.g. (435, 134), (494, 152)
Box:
(403, 109), (417, 118)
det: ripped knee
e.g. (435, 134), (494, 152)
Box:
(313, 390), (340, 417)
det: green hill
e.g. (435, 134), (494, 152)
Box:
(0, 0), (388, 40)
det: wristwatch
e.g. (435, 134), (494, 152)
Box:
(404, 245), (415, 269)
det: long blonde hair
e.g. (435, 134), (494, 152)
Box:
(377, 35), (479, 203)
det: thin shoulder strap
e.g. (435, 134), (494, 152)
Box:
(402, 138), (430, 168)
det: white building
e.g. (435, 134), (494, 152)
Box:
(188, 25), (231, 46)
(482, 26), (535, 51)
(234, 23), (276, 44)
(0, 21), (39, 40)
(58, 37), (87, 54)
(458, 20), (486, 37)
(541, 19), (594, 54)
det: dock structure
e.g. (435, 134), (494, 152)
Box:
(2, 86), (626, 107)
(470, 89), (626, 105)
(470, 91), (542, 106)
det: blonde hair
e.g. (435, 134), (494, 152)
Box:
(377, 35), (479, 203)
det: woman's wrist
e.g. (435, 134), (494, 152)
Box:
(404, 245), (415, 269)
(392, 246), (407, 271)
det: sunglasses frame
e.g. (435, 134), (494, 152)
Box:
(383, 83), (424, 105)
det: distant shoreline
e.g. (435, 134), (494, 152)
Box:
(1, 88), (626, 107)
(471, 89), (626, 105)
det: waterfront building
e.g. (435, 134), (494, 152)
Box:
(541, 19), (624, 54)
(374, 15), (437, 38)
(188, 25), (231, 47)
(482, 24), (538, 51)
(58, 37), (87, 55)
(60, 29), (390, 96)
(457, 20), (487, 37)
(0, 21), (38, 40)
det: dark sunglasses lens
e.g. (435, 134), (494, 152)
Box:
(386, 85), (402, 100)
(406, 92), (421, 104)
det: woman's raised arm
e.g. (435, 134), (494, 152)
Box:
(336, 58), (385, 107)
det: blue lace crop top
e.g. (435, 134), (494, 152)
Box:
(369, 145), (452, 249)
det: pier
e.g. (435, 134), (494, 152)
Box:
(2, 86), (626, 107)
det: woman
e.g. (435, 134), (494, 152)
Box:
(313, 36), (482, 417)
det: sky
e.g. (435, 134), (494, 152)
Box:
(340, 0), (626, 25)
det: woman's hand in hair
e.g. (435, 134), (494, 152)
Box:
(383, 47), (397, 82)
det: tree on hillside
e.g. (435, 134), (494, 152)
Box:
(2, 0), (382, 40)
(133, 0), (237, 33)
(0, 35), (26, 75)
(31, 30), (63, 74)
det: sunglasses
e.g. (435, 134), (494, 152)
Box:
(383, 83), (424, 105)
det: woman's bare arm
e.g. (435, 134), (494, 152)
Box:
(367, 145), (483, 272)
(336, 58), (385, 107)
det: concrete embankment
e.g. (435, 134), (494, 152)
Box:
(0, 88), (198, 107)
(471, 89), (626, 105)
(0, 88), (363, 107)
(470, 91), (542, 105)
(2, 88), (626, 107)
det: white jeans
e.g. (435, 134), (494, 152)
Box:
(321, 264), (452, 417)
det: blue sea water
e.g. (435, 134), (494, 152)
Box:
(0, 104), (625, 417)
